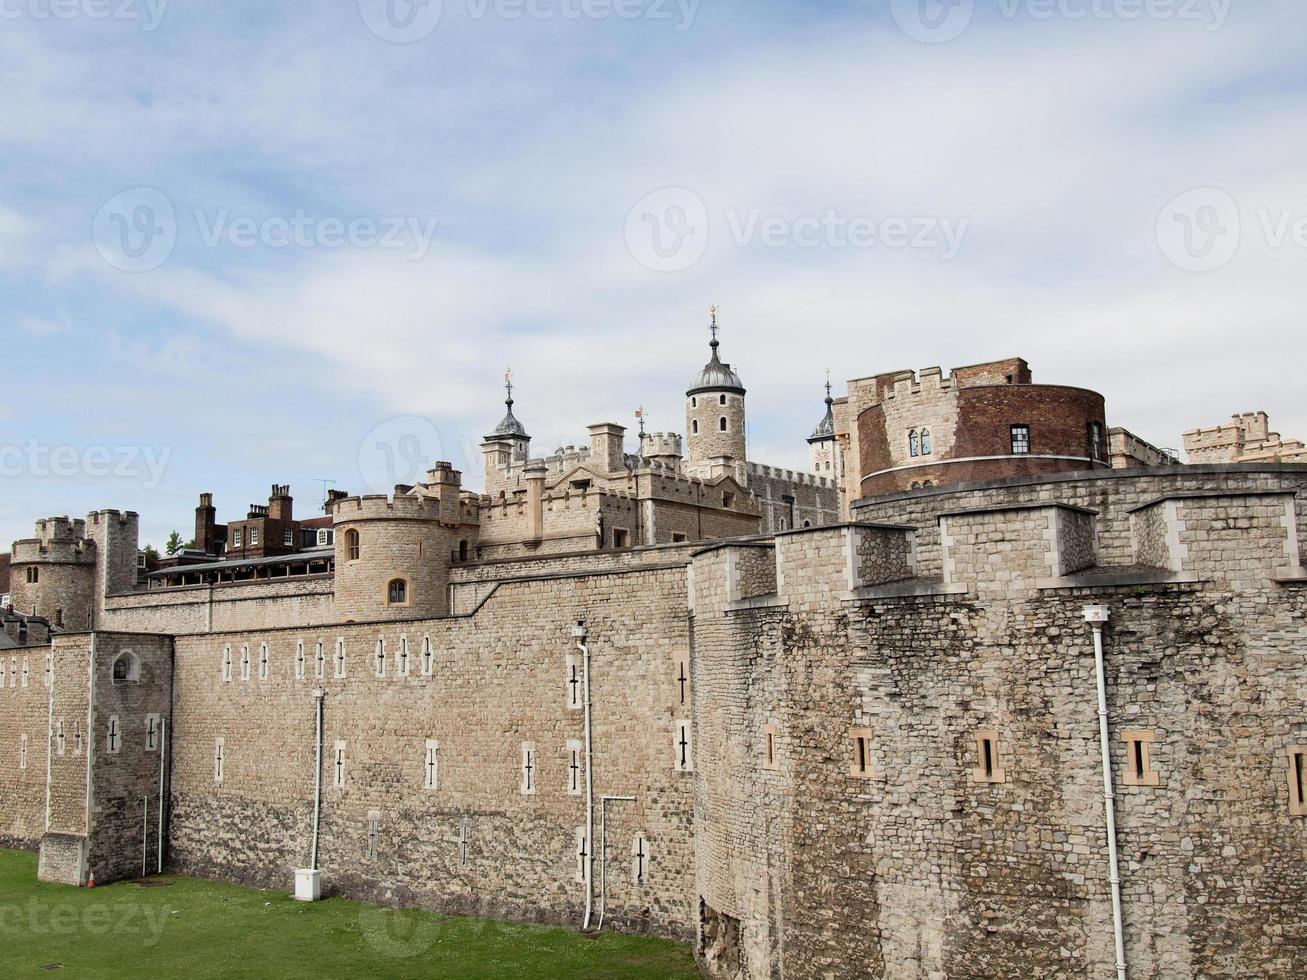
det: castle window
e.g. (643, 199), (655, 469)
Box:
(574, 827), (589, 884)
(1289, 746), (1307, 816)
(73, 720), (82, 755)
(315, 641), (325, 678)
(214, 737), (225, 783)
(566, 654), (582, 710)
(398, 636), (410, 676)
(26, 567), (38, 584)
(258, 643), (269, 680)
(240, 646), (251, 681)
(1089, 421), (1104, 461)
(692, 420), (699, 434)
(722, 492), (735, 508)
(972, 730), (1005, 784)
(458, 540), (468, 562)
(762, 724), (779, 771)
(673, 720), (693, 773)
(908, 429), (920, 457)
(458, 819), (471, 867)
(334, 638), (346, 678)
(21, 658), (29, 688)
(366, 810), (380, 860)
(250, 527), (260, 546)
(333, 740), (346, 788)
(521, 742), (537, 795)
(719, 416), (728, 432)
(672, 652), (690, 707)
(691, 396), (697, 408)
(55, 719), (65, 756)
(920, 428), (932, 455)
(44, 654), (52, 688)
(106, 715), (121, 755)
(424, 739), (439, 790)
(295, 641), (306, 680)
(345, 529), (360, 561)
(849, 728), (878, 778)
(232, 529), (242, 548)
(612, 529), (630, 549)
(1010, 425), (1031, 455)
(20, 734), (28, 770)
(374, 638), (386, 677)
(719, 393), (727, 405)
(112, 651), (140, 685)
(1122, 730), (1159, 786)
(672, 533), (687, 543)
(387, 579), (408, 606)
(55, 608), (63, 629)
(632, 833), (649, 886)
(566, 739), (583, 796)
(145, 714), (160, 752)
(421, 636), (434, 676)
(222, 646), (233, 681)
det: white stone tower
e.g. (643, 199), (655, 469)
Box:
(685, 307), (747, 481)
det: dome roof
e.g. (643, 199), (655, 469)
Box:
(687, 322), (746, 397)
(487, 374), (529, 441)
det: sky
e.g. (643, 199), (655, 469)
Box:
(1, 0), (1305, 550)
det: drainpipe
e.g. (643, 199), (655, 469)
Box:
(158, 718), (167, 873)
(575, 622), (595, 931)
(1084, 604), (1127, 980)
(597, 794), (636, 932)
(310, 688), (325, 871)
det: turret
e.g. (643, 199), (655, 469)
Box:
(482, 369), (531, 493)
(685, 307), (747, 477)
(808, 374), (838, 478)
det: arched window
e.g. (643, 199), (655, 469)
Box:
(345, 529), (360, 561)
(387, 579), (408, 605)
(692, 420), (699, 434)
(111, 651), (140, 685)
(908, 430), (920, 457)
(719, 393), (727, 406)
(719, 417), (728, 432)
(920, 428), (932, 455)
(458, 540), (468, 562)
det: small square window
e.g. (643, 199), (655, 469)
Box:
(1010, 425), (1031, 455)
(761, 724), (779, 771)
(1122, 729), (1159, 787)
(972, 730), (1005, 784)
(849, 727), (880, 779)
(1288, 745), (1307, 817)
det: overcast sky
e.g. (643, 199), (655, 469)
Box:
(1, 0), (1304, 550)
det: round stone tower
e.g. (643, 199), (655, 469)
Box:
(685, 308), (747, 473)
(330, 494), (453, 623)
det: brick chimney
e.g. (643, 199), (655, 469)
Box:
(195, 493), (217, 555)
(268, 484), (293, 522)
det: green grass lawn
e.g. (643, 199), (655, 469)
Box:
(0, 849), (698, 979)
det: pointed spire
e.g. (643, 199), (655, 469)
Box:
(504, 367), (515, 411)
(687, 305), (745, 396)
(809, 369), (836, 443)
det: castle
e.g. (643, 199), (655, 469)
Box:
(2, 326), (1305, 979)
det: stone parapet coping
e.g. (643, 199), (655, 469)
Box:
(723, 595), (789, 613)
(1037, 568), (1202, 590)
(1126, 488), (1299, 513)
(851, 580), (969, 600)
(936, 502), (1098, 521)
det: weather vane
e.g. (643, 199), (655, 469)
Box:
(709, 305), (719, 346)
(504, 367), (514, 406)
(635, 405), (647, 437)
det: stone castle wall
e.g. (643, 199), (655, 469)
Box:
(854, 465), (1307, 582)
(102, 578), (336, 635)
(690, 491), (1307, 979)
(163, 562), (697, 938)
(0, 646), (50, 849)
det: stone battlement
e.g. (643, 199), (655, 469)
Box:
(329, 494), (445, 522)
